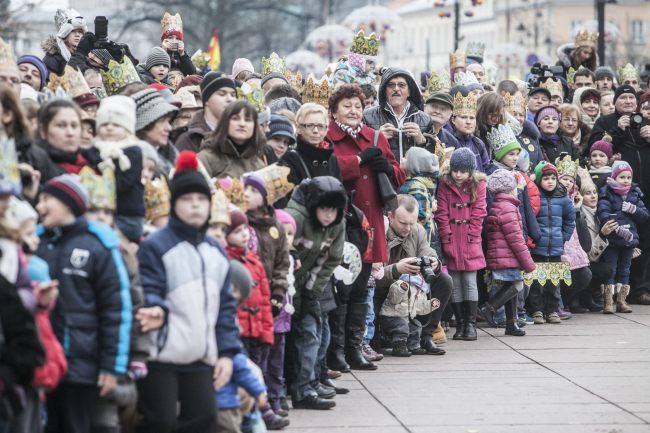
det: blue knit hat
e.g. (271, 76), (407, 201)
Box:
(17, 55), (49, 90)
(267, 114), (295, 144)
(449, 147), (476, 172)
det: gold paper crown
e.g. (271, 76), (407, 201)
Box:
(237, 82), (266, 112)
(161, 12), (183, 35)
(303, 76), (332, 107)
(0, 37), (16, 68)
(466, 41), (486, 62)
(427, 70), (451, 94)
(48, 65), (91, 98)
(618, 63), (639, 83)
(99, 57), (141, 96)
(144, 177), (171, 223)
(0, 132), (21, 196)
(555, 154), (579, 179)
(79, 166), (116, 211)
(452, 91), (477, 117)
(350, 30), (380, 56)
(540, 78), (564, 98)
(210, 189), (231, 226)
(248, 164), (295, 205)
(261, 52), (286, 76)
(286, 69), (303, 94)
(38, 86), (71, 105)
(503, 91), (526, 115)
(566, 66), (586, 88)
(574, 29), (597, 49)
(449, 49), (467, 71)
(215, 177), (245, 211)
(191, 50), (210, 70)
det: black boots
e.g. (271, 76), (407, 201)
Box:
(345, 303), (377, 370)
(420, 336), (446, 355)
(391, 339), (411, 357)
(451, 302), (465, 340)
(327, 304), (350, 372)
(479, 284), (520, 327)
(504, 297), (525, 336)
(463, 301), (478, 341)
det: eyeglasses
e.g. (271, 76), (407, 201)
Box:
(300, 123), (327, 131)
(387, 82), (408, 90)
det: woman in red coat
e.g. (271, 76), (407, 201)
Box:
(326, 84), (405, 370)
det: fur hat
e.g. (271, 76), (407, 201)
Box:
(95, 95), (136, 135)
(405, 147), (439, 176)
(42, 174), (89, 217)
(590, 140), (613, 159)
(449, 147), (476, 172)
(487, 169), (517, 194)
(611, 160), (632, 180)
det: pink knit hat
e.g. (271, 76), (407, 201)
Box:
(275, 209), (296, 233)
(611, 160), (632, 180)
(590, 140), (613, 159)
(231, 58), (254, 79)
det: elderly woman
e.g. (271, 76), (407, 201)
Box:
(326, 84), (405, 371)
(558, 103), (591, 158)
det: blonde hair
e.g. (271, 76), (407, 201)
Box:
(296, 103), (327, 125)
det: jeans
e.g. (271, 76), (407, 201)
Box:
(316, 311), (331, 381)
(290, 313), (322, 401)
(601, 246), (634, 285)
(449, 270), (479, 302)
(265, 333), (286, 411)
(363, 286), (375, 345)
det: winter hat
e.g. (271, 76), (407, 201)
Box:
(243, 173), (268, 205)
(261, 72), (289, 89)
(594, 66), (615, 81)
(8, 197), (38, 226)
(534, 105), (561, 126)
(275, 209), (296, 233)
(269, 97), (301, 115)
(613, 84), (637, 104)
(590, 140), (613, 159)
(96, 95), (137, 135)
(16, 55), (49, 90)
(226, 208), (248, 237)
(144, 47), (171, 71)
(200, 71), (236, 104)
(449, 147), (476, 172)
(487, 169), (517, 194)
(42, 174), (89, 217)
(229, 259), (253, 301)
(425, 91), (454, 109)
(231, 58), (255, 79)
(169, 151), (211, 208)
(579, 88), (601, 103)
(267, 114), (295, 144)
(532, 161), (558, 186)
(175, 74), (203, 92)
(73, 92), (100, 109)
(90, 49), (113, 67)
(611, 160), (632, 180)
(405, 147), (439, 176)
(132, 88), (179, 132)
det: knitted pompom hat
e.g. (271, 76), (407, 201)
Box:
(487, 169), (517, 195)
(449, 147), (476, 172)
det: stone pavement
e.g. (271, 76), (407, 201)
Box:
(287, 305), (650, 433)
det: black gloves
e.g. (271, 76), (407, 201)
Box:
(270, 294), (284, 317)
(358, 148), (382, 165)
(76, 32), (96, 57)
(298, 292), (321, 322)
(369, 156), (394, 177)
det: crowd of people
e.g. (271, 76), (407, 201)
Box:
(1, 8), (650, 433)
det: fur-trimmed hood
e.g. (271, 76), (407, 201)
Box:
(556, 43), (574, 68)
(41, 36), (61, 56)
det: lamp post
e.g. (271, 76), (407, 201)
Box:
(596, 0), (617, 66)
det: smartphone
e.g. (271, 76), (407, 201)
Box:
(94, 16), (108, 41)
(608, 213), (617, 221)
(170, 41), (179, 51)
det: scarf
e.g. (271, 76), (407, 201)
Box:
(92, 137), (135, 171)
(540, 132), (561, 144)
(335, 120), (363, 139)
(606, 177), (631, 196)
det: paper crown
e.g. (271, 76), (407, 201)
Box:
(161, 12), (183, 35)
(247, 164), (295, 205)
(449, 49), (467, 71)
(303, 76), (332, 107)
(540, 77), (564, 97)
(577, 166), (596, 193)
(350, 30), (380, 56)
(466, 41), (486, 62)
(618, 63), (639, 83)
(79, 166), (116, 211)
(261, 52), (286, 76)
(486, 124), (519, 155)
(454, 70), (479, 87)
(48, 65), (91, 98)
(215, 177), (245, 211)
(555, 154), (579, 179)
(144, 177), (171, 222)
(427, 69), (451, 94)
(191, 50), (211, 71)
(0, 37), (16, 68)
(54, 8), (82, 32)
(38, 86), (71, 105)
(0, 132), (21, 196)
(210, 189), (231, 226)
(574, 29), (598, 49)
(452, 91), (477, 117)
(503, 91), (526, 115)
(286, 69), (303, 93)
(236, 82), (266, 112)
(99, 57), (141, 96)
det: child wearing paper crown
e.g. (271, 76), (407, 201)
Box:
(92, 95), (145, 242)
(597, 160), (649, 314)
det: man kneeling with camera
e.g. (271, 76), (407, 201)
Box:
(375, 195), (452, 356)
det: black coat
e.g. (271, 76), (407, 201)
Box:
(15, 134), (59, 184)
(539, 134), (575, 163)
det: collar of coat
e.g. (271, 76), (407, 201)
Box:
(327, 120), (374, 143)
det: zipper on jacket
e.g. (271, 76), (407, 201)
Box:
(198, 246), (211, 360)
(546, 198), (552, 256)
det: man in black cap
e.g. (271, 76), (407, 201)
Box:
(424, 91), (459, 150)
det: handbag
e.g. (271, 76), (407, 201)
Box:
(372, 129), (398, 211)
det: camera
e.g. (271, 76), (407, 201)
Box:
(527, 63), (564, 89)
(414, 257), (437, 283)
(94, 16), (108, 42)
(92, 15), (130, 62)
(630, 112), (649, 129)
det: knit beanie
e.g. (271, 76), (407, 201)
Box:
(8, 197), (38, 226)
(487, 169), (517, 194)
(200, 71), (236, 104)
(42, 174), (89, 217)
(261, 72), (289, 89)
(611, 160), (632, 180)
(169, 151), (211, 209)
(267, 114), (295, 143)
(449, 147), (476, 172)
(132, 88), (179, 132)
(231, 58), (255, 79)
(614, 84), (637, 104)
(275, 209), (296, 233)
(243, 173), (268, 205)
(532, 161), (558, 186)
(16, 55), (49, 90)
(96, 95), (137, 135)
(594, 66), (614, 81)
(405, 147), (439, 176)
(534, 105), (561, 126)
(144, 47), (171, 71)
(580, 88), (601, 103)
(229, 259), (253, 302)
(226, 208), (248, 237)
(590, 140), (613, 159)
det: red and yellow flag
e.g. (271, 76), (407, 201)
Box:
(207, 29), (221, 71)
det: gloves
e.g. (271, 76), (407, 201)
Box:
(616, 225), (634, 243)
(368, 156), (394, 177)
(622, 201), (637, 214)
(358, 148), (382, 165)
(127, 360), (148, 381)
(270, 294), (284, 317)
(299, 293), (321, 322)
(76, 32), (96, 57)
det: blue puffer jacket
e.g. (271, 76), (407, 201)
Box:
(452, 129), (490, 173)
(532, 186), (576, 257)
(597, 184), (650, 248)
(36, 218), (132, 385)
(216, 353), (266, 410)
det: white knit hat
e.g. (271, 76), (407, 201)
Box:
(96, 95), (137, 135)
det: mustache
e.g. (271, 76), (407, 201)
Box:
(391, 92), (401, 96)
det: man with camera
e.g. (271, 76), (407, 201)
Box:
(375, 195), (453, 355)
(69, 17), (138, 73)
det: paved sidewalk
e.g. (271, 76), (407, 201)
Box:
(287, 306), (650, 433)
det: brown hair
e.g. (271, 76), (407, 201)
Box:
(0, 86), (31, 139)
(202, 100), (265, 156)
(570, 46), (597, 71)
(328, 84), (365, 115)
(476, 92), (504, 138)
(496, 80), (518, 96)
(37, 99), (82, 136)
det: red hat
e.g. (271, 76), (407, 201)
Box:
(226, 209), (248, 237)
(73, 92), (100, 109)
(590, 140), (613, 159)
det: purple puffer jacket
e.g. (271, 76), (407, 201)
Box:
(274, 256), (295, 333)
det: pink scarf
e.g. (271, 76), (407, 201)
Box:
(606, 177), (631, 196)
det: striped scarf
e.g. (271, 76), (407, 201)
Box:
(335, 120), (363, 139)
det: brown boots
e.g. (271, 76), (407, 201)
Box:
(617, 284), (633, 313)
(603, 284), (633, 314)
(603, 284), (615, 314)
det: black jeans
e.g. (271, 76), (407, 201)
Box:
(45, 382), (98, 433)
(136, 362), (216, 433)
(562, 267), (592, 304)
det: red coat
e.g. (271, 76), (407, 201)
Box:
(226, 246), (274, 345)
(435, 176), (487, 271)
(485, 193), (536, 273)
(327, 121), (405, 263)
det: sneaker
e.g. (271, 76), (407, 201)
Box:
(280, 397), (290, 412)
(362, 343), (384, 362)
(519, 313), (535, 325)
(532, 311), (545, 324)
(558, 308), (572, 320)
(545, 312), (561, 324)
(516, 317), (527, 328)
(409, 346), (427, 355)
